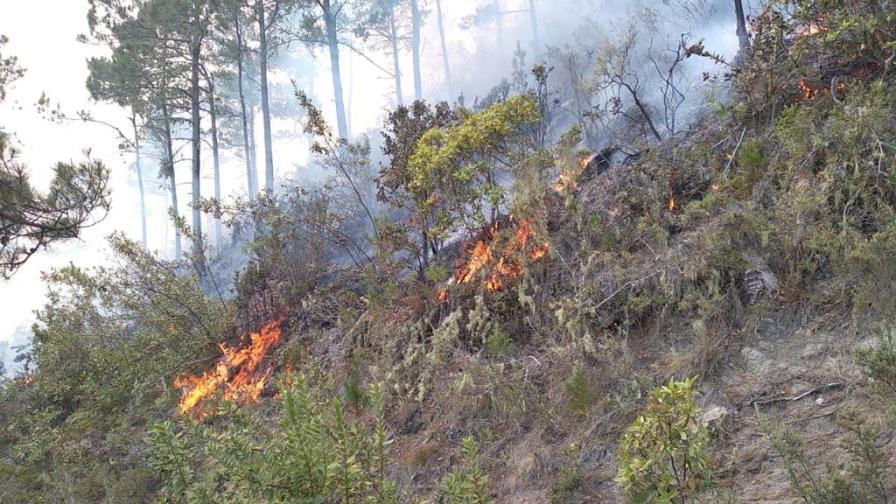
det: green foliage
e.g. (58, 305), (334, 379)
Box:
(379, 100), (457, 275)
(730, 139), (765, 197)
(483, 327), (513, 358)
(147, 376), (398, 503)
(856, 326), (896, 398)
(437, 436), (492, 504)
(564, 367), (593, 417)
(0, 128), (110, 279)
(345, 357), (368, 411)
(408, 94), (541, 237)
(767, 78), (896, 316)
(549, 463), (584, 504)
(760, 408), (892, 504)
(548, 445), (585, 504)
(616, 377), (713, 504)
(0, 235), (228, 502)
(0, 35), (25, 101)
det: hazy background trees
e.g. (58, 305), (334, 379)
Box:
(5, 0), (744, 280)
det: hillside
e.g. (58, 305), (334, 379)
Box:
(2, 1), (896, 503)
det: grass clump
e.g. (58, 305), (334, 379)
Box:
(564, 367), (593, 418)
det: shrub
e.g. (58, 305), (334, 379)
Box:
(760, 408), (891, 504)
(438, 436), (492, 504)
(616, 377), (713, 504)
(147, 377), (397, 503)
(564, 367), (593, 418)
(856, 326), (896, 397)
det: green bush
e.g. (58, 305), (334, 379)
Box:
(564, 367), (593, 418)
(438, 436), (492, 504)
(549, 463), (584, 504)
(761, 408), (891, 504)
(616, 377), (713, 504)
(856, 326), (896, 398)
(147, 377), (397, 503)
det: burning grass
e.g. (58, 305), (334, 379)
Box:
(442, 217), (550, 298)
(798, 77), (847, 101)
(174, 317), (284, 417)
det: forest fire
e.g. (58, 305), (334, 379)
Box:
(174, 318), (284, 417)
(795, 24), (825, 38)
(799, 78), (821, 100)
(448, 217), (549, 295)
(799, 77), (846, 101)
(554, 153), (595, 193)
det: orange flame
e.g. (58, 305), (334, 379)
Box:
(798, 78), (846, 101)
(668, 194), (676, 212)
(795, 24), (825, 38)
(799, 78), (819, 100)
(452, 217), (549, 294)
(554, 154), (595, 193)
(174, 318), (284, 417)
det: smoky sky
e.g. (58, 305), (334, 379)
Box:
(0, 0), (749, 347)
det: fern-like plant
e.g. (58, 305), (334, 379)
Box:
(438, 436), (492, 504)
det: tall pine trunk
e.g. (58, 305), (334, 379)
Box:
(235, 8), (256, 200)
(734, 0), (750, 62)
(324, 1), (349, 139)
(435, 0), (452, 98)
(248, 104), (258, 191)
(190, 36), (204, 259)
(389, 8), (403, 106)
(528, 0), (540, 55)
(410, 0), (423, 101)
(494, 0), (505, 64)
(131, 113), (147, 250)
(207, 75), (222, 247)
(162, 103), (182, 260)
(257, 0), (275, 193)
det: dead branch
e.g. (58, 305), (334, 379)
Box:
(750, 382), (843, 407)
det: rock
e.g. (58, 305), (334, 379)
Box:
(800, 342), (827, 360)
(400, 406), (423, 435)
(516, 453), (542, 480)
(701, 405), (729, 426)
(742, 347), (770, 373)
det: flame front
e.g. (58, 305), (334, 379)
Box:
(554, 154), (594, 193)
(798, 78), (847, 101)
(174, 318), (283, 417)
(799, 78), (819, 101)
(451, 217), (549, 294)
(795, 24), (825, 38)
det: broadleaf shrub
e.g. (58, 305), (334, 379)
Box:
(616, 377), (713, 504)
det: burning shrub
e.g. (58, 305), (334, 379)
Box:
(735, 0), (896, 125)
(1, 234), (230, 501)
(449, 216), (550, 297)
(174, 318), (284, 418)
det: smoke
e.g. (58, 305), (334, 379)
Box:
(204, 0), (748, 258)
